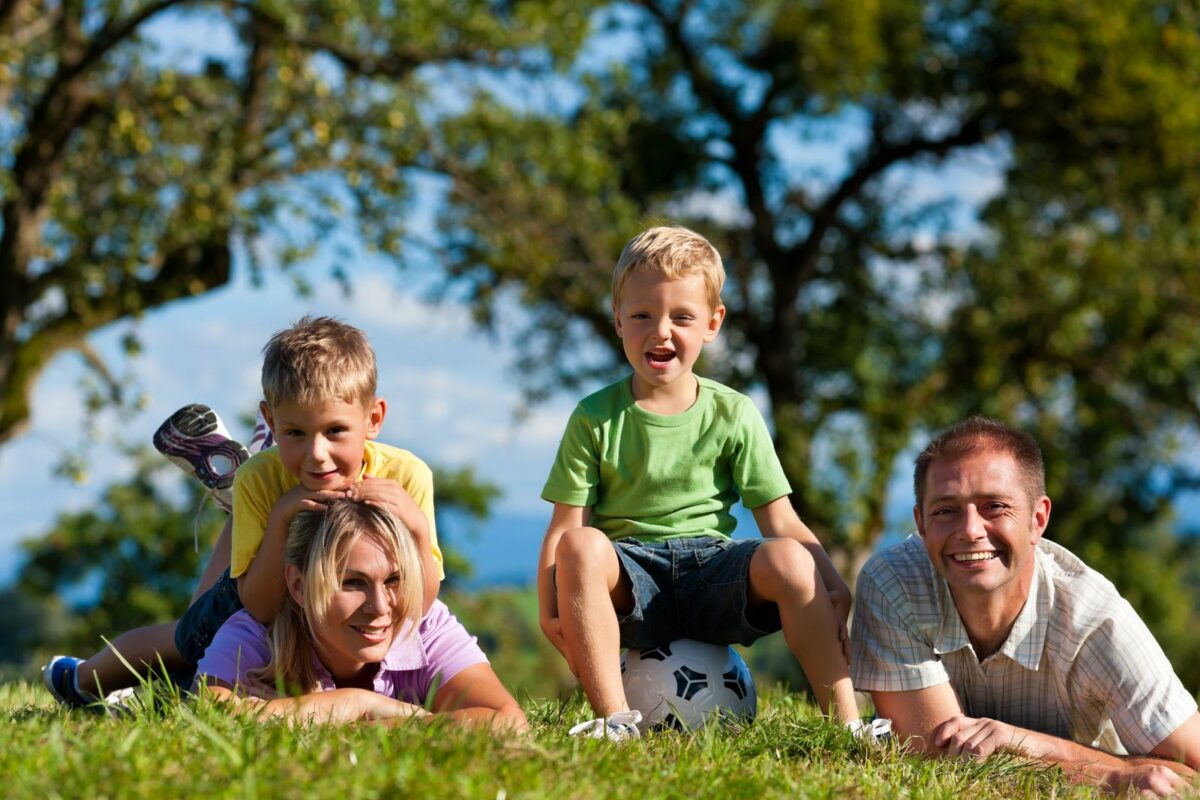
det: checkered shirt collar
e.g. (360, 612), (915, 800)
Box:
(931, 548), (1049, 671)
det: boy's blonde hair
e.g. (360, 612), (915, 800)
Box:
(251, 500), (424, 695)
(261, 315), (376, 409)
(612, 226), (725, 310)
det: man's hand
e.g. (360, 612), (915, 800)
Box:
(1108, 763), (1192, 797)
(933, 715), (1024, 759)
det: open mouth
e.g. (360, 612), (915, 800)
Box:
(951, 551), (999, 564)
(646, 350), (676, 368)
(351, 624), (390, 643)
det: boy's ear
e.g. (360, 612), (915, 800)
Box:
(285, 564), (305, 606)
(260, 401), (275, 434)
(703, 303), (727, 342)
(365, 398), (386, 440)
(612, 304), (623, 338)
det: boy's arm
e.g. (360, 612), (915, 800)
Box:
(751, 496), (851, 630)
(346, 476), (439, 613)
(238, 485), (333, 623)
(538, 502), (589, 669)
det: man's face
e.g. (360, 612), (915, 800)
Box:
(915, 448), (1050, 607)
(263, 397), (384, 491)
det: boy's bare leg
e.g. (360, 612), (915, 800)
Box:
(192, 518), (233, 604)
(75, 621), (185, 698)
(748, 539), (859, 724)
(555, 527), (634, 718)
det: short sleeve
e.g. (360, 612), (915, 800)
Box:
(851, 563), (951, 692)
(229, 455), (278, 578)
(1071, 599), (1199, 754)
(541, 405), (600, 507)
(417, 601), (488, 701)
(193, 611), (274, 697)
(727, 397), (791, 509)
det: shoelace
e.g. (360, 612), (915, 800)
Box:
(568, 710), (643, 740)
(847, 717), (893, 742)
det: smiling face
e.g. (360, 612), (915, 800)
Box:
(916, 448), (1051, 622)
(294, 532), (402, 682)
(614, 270), (725, 408)
(263, 396), (384, 491)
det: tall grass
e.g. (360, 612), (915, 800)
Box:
(1, 680), (1113, 799)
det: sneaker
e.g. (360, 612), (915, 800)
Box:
(43, 655), (98, 709)
(848, 717), (893, 743)
(568, 710), (643, 742)
(153, 404), (249, 513)
(248, 406), (274, 455)
(43, 656), (136, 716)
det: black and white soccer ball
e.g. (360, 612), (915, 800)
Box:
(621, 639), (757, 732)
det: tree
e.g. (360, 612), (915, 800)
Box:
(0, 0), (589, 446)
(426, 0), (1200, 679)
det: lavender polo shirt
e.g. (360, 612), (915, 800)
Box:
(195, 599), (487, 704)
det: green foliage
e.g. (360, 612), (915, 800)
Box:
(0, 681), (1087, 799)
(0, 0), (595, 445)
(427, 0), (1200, 680)
(16, 450), (224, 658)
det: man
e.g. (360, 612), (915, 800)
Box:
(851, 417), (1200, 795)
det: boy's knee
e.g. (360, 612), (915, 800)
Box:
(555, 527), (613, 573)
(751, 539), (817, 597)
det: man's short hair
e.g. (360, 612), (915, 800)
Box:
(612, 226), (725, 310)
(261, 315), (377, 409)
(913, 416), (1047, 514)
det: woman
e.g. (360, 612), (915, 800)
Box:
(195, 500), (526, 731)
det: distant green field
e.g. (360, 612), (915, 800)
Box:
(1, 680), (1104, 799)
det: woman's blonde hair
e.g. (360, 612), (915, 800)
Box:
(250, 500), (425, 695)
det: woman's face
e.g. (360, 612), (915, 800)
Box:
(308, 533), (401, 682)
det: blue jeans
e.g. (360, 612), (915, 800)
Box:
(175, 569), (243, 664)
(609, 536), (781, 649)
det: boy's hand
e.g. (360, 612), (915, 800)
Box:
(538, 611), (577, 678)
(270, 484), (345, 526)
(344, 477), (423, 531)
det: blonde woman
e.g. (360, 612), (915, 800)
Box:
(195, 501), (526, 731)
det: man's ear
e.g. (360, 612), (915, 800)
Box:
(285, 564), (305, 606)
(1030, 495), (1051, 544)
(913, 504), (925, 537)
(365, 398), (386, 441)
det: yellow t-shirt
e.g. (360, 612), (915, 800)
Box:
(229, 440), (444, 580)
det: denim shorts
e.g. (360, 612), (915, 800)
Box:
(175, 568), (244, 664)
(610, 536), (781, 649)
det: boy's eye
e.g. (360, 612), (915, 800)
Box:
(284, 429), (304, 438)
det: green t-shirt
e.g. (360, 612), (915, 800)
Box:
(541, 376), (792, 542)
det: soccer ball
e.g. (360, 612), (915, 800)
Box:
(621, 639), (757, 732)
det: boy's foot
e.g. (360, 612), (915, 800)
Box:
(568, 710), (643, 742)
(42, 655), (92, 708)
(42, 656), (136, 716)
(248, 407), (274, 455)
(153, 404), (249, 512)
(848, 717), (893, 743)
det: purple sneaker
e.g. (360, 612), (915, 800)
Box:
(153, 404), (249, 512)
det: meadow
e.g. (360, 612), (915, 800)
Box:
(1, 680), (1119, 799)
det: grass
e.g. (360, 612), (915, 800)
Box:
(0, 680), (1114, 799)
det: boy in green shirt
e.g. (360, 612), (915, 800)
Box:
(540, 226), (861, 739)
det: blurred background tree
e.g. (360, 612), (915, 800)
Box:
(0, 0), (591, 445)
(427, 0), (1200, 685)
(3, 0), (1199, 693)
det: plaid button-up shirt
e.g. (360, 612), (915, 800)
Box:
(851, 535), (1197, 754)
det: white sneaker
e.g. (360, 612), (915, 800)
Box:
(847, 717), (893, 743)
(568, 710), (643, 742)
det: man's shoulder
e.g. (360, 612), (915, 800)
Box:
(1035, 538), (1126, 625)
(861, 534), (935, 583)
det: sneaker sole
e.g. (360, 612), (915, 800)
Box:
(153, 404), (249, 493)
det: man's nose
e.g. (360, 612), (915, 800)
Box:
(962, 505), (987, 539)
